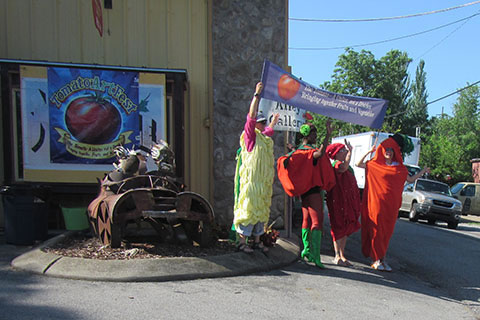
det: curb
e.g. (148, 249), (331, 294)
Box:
(11, 231), (300, 282)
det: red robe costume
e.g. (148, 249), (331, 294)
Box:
(277, 145), (335, 197)
(326, 161), (361, 241)
(361, 138), (408, 261)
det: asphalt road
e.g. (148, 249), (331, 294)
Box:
(391, 217), (480, 317)
(1, 217), (479, 320)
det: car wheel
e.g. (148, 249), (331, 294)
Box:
(447, 221), (458, 229)
(409, 203), (419, 222)
(427, 219), (436, 225)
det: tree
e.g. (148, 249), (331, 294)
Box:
(420, 115), (458, 183)
(320, 48), (412, 134)
(405, 59), (429, 137)
(375, 50), (411, 133)
(450, 84), (480, 181)
(420, 84), (480, 183)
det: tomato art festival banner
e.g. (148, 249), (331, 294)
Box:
(20, 65), (166, 183)
(260, 60), (388, 129)
(48, 67), (139, 164)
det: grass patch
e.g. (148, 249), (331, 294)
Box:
(467, 222), (480, 226)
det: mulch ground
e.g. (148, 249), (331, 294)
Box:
(42, 232), (238, 260)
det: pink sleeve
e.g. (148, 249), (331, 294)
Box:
(262, 126), (274, 137)
(244, 114), (257, 152)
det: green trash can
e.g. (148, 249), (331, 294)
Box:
(61, 206), (89, 230)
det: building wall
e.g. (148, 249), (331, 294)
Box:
(0, 0), (211, 199)
(0, 0), (290, 230)
(211, 0), (288, 227)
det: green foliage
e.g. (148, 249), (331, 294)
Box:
(405, 60), (429, 137)
(311, 48), (478, 183)
(323, 48), (413, 133)
(420, 85), (480, 184)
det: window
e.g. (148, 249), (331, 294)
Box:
(450, 183), (465, 194)
(464, 186), (475, 197)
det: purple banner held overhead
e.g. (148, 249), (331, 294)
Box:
(260, 60), (388, 129)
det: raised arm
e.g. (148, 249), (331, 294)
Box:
(313, 119), (332, 159)
(269, 113), (280, 130)
(336, 139), (353, 173)
(406, 166), (430, 183)
(248, 82), (263, 119)
(356, 145), (376, 169)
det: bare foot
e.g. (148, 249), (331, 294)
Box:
(341, 259), (353, 267)
(332, 257), (346, 266)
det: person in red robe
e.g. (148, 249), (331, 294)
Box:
(325, 141), (361, 267)
(357, 134), (429, 271)
(277, 120), (335, 268)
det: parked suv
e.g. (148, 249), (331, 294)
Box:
(400, 178), (462, 229)
(451, 182), (480, 216)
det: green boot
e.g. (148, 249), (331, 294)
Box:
(311, 229), (325, 269)
(301, 228), (312, 262)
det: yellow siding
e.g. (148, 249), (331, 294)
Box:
(0, 2), (5, 58)
(0, 0), (211, 200)
(5, 0), (32, 59)
(57, 1), (82, 62)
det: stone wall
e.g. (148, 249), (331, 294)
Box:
(212, 0), (288, 228)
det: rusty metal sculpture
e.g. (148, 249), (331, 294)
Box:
(87, 142), (215, 248)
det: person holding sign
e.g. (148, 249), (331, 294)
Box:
(233, 82), (279, 254)
(325, 141), (361, 267)
(277, 120), (335, 268)
(296, 121), (335, 268)
(356, 134), (429, 271)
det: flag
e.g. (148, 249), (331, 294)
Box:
(260, 60), (388, 129)
(92, 0), (103, 37)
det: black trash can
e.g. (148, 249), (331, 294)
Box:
(1, 185), (49, 245)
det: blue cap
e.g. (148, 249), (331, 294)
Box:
(256, 113), (267, 123)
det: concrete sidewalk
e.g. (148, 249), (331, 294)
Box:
(461, 214), (480, 224)
(6, 214), (478, 283)
(8, 230), (300, 282)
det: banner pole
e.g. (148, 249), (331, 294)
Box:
(284, 130), (292, 238)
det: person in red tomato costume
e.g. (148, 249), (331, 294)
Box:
(277, 120), (335, 268)
(325, 141), (361, 267)
(357, 134), (429, 271)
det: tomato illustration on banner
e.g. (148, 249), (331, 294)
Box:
(65, 94), (122, 144)
(48, 67), (139, 164)
(277, 74), (300, 100)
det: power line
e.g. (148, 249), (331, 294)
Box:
(289, 1), (480, 22)
(384, 80), (480, 118)
(289, 12), (480, 51)
(426, 80), (480, 106)
(415, 9), (480, 60)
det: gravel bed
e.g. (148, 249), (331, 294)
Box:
(42, 233), (238, 260)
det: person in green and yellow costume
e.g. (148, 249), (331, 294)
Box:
(233, 82), (279, 253)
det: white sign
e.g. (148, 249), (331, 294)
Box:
(259, 98), (306, 132)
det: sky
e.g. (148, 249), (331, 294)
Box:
(288, 0), (480, 118)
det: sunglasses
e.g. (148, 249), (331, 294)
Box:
(385, 148), (394, 152)
(258, 120), (267, 125)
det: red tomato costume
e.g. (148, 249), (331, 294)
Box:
(277, 144), (335, 268)
(277, 145), (335, 197)
(326, 160), (361, 241)
(361, 137), (408, 261)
